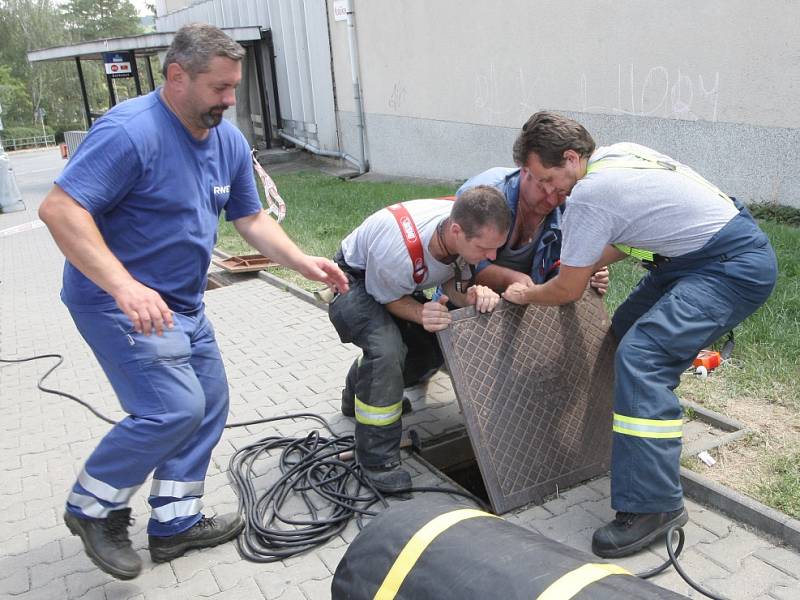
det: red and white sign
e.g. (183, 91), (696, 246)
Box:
(105, 62), (131, 75)
(102, 52), (134, 79)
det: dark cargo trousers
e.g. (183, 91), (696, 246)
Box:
(328, 276), (443, 468)
(609, 202), (777, 513)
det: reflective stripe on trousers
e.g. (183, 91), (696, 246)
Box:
(64, 306), (229, 536)
(328, 278), (443, 467)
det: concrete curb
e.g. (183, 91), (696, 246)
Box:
(680, 398), (752, 457)
(681, 467), (800, 552)
(211, 247), (329, 311)
(257, 270), (329, 311)
(239, 258), (800, 553)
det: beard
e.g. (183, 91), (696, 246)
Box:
(199, 105), (227, 128)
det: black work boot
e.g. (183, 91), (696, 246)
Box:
(149, 513), (244, 563)
(361, 462), (412, 495)
(64, 508), (142, 580)
(341, 388), (411, 418)
(591, 508), (689, 558)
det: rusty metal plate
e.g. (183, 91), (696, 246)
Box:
(436, 291), (617, 514)
(212, 254), (278, 272)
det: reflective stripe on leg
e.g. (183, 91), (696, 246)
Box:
(67, 491), (118, 519)
(150, 479), (204, 498)
(151, 498), (203, 523)
(78, 468), (139, 504)
(354, 397), (403, 426)
(612, 413), (682, 438)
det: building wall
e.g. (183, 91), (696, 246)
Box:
(328, 0), (800, 205)
(155, 0), (339, 151)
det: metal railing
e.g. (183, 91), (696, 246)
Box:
(0, 134), (56, 151)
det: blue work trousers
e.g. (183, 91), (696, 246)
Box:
(65, 305), (229, 536)
(610, 204), (777, 513)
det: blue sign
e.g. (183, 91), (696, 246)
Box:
(102, 52), (134, 79)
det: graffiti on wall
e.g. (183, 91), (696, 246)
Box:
(579, 65), (720, 122)
(471, 63), (721, 123)
(473, 63), (539, 121)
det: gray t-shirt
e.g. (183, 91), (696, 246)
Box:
(341, 199), (462, 304)
(560, 143), (739, 267)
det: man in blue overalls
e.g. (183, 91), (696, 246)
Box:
(38, 24), (347, 579)
(503, 111), (777, 558)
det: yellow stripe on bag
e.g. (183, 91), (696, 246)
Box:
(537, 563), (631, 600)
(373, 508), (501, 600)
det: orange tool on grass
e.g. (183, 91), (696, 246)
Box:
(693, 349), (721, 371)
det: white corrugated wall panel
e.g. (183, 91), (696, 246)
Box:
(155, 0), (338, 150)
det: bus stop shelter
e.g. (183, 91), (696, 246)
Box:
(26, 27), (273, 140)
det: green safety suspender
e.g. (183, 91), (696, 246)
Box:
(585, 143), (733, 262)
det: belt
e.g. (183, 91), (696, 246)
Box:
(334, 249), (365, 279)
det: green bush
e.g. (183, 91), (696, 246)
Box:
(748, 202), (800, 228)
(51, 123), (86, 145)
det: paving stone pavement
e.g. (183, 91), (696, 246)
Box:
(2, 148), (800, 599)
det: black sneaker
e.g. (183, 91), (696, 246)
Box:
(64, 508), (142, 580)
(341, 389), (412, 418)
(361, 462), (412, 495)
(591, 508), (689, 558)
(149, 513), (244, 563)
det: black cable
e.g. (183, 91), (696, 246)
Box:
(637, 526), (686, 579)
(3, 352), (731, 592)
(637, 526), (729, 600)
(0, 354), (116, 424)
(228, 416), (489, 562)
(2, 352), (487, 565)
(0, 353), (343, 432)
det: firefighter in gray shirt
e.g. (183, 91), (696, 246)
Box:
(328, 187), (511, 493)
(504, 112), (777, 559)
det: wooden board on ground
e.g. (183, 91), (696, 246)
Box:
(212, 254), (279, 273)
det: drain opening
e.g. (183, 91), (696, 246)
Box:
(206, 272), (231, 290)
(416, 429), (489, 505)
(206, 271), (260, 290)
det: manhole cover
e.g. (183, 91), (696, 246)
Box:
(436, 292), (616, 513)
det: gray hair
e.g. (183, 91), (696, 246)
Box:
(162, 23), (245, 78)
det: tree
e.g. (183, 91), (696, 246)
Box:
(0, 0), (144, 128)
(0, 65), (32, 124)
(0, 0), (71, 126)
(61, 0), (142, 42)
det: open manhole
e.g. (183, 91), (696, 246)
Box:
(206, 269), (262, 290)
(408, 397), (747, 511)
(403, 375), (746, 513)
(206, 272), (230, 290)
(414, 429), (489, 504)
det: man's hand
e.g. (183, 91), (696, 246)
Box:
(508, 272), (535, 288)
(296, 256), (349, 294)
(466, 284), (500, 313)
(589, 266), (609, 295)
(112, 280), (173, 336)
(474, 264), (533, 293)
(233, 213), (349, 294)
(422, 295), (452, 332)
(502, 281), (533, 305)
